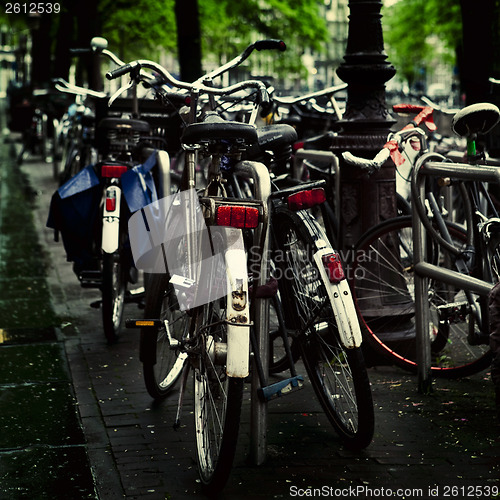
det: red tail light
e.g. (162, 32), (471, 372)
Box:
(322, 253), (345, 283)
(101, 164), (128, 178)
(106, 189), (117, 212)
(215, 205), (260, 229)
(287, 188), (326, 211)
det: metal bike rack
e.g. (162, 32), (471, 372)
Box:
(234, 160), (271, 465)
(413, 161), (498, 392)
(293, 149), (340, 230)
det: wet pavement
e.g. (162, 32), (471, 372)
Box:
(1, 112), (500, 499)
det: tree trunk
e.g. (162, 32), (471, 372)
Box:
(74, 0), (102, 90)
(175, 0), (203, 82)
(53, 11), (74, 81)
(30, 15), (53, 87)
(459, 0), (494, 105)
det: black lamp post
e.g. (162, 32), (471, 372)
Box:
(331, 0), (397, 250)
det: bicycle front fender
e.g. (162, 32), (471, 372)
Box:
(102, 185), (121, 253)
(313, 247), (363, 348)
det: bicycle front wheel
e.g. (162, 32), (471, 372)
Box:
(351, 216), (492, 377)
(272, 207), (374, 450)
(102, 251), (127, 343)
(140, 273), (188, 399)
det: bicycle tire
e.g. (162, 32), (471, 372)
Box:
(140, 273), (188, 399)
(351, 215), (492, 378)
(59, 145), (81, 185)
(272, 207), (374, 450)
(101, 251), (127, 344)
(192, 226), (244, 495)
(40, 113), (51, 163)
(268, 293), (301, 374)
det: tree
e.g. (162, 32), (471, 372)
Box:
(382, 0), (461, 91)
(175, 0), (202, 81)
(200, 0), (328, 81)
(382, 0), (500, 104)
(0, 0), (327, 87)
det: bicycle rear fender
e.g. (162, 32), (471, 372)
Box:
(225, 240), (250, 378)
(313, 247), (363, 349)
(102, 185), (121, 253)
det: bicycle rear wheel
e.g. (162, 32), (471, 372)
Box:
(140, 273), (188, 399)
(192, 226), (244, 495)
(272, 207), (374, 450)
(351, 215), (492, 377)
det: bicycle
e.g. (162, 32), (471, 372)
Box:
(343, 102), (500, 379)
(118, 41), (374, 494)
(16, 88), (63, 166)
(48, 39), (174, 343)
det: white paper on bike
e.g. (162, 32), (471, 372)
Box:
(128, 188), (241, 310)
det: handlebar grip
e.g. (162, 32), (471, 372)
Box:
(257, 87), (271, 110)
(70, 48), (91, 55)
(342, 149), (391, 173)
(106, 63), (137, 80)
(254, 39), (286, 52)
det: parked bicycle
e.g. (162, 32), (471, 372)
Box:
(52, 79), (104, 183)
(344, 102), (500, 378)
(119, 41), (374, 495)
(47, 39), (172, 343)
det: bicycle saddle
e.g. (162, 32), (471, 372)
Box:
(452, 102), (500, 138)
(255, 124), (297, 151)
(245, 124), (297, 165)
(182, 112), (258, 146)
(97, 117), (151, 133)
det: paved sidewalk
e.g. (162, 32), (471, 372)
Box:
(2, 130), (500, 499)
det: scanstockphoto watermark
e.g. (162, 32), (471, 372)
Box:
(288, 484), (499, 498)
(128, 190), (377, 309)
(247, 245), (375, 283)
(289, 485), (426, 497)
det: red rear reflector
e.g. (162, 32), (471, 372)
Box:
(106, 189), (117, 212)
(106, 198), (116, 212)
(322, 253), (345, 283)
(287, 188), (326, 211)
(102, 164), (128, 178)
(215, 206), (259, 228)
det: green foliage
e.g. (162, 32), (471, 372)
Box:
(199, 0), (329, 79)
(98, 0), (177, 60)
(382, 0), (462, 85)
(1, 0), (328, 83)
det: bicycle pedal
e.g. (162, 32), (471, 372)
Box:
(79, 270), (102, 288)
(259, 375), (304, 401)
(125, 318), (162, 329)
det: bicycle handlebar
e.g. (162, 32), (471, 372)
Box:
(198, 39), (285, 84)
(273, 83), (347, 106)
(342, 104), (434, 173)
(52, 78), (108, 99)
(106, 59), (270, 107)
